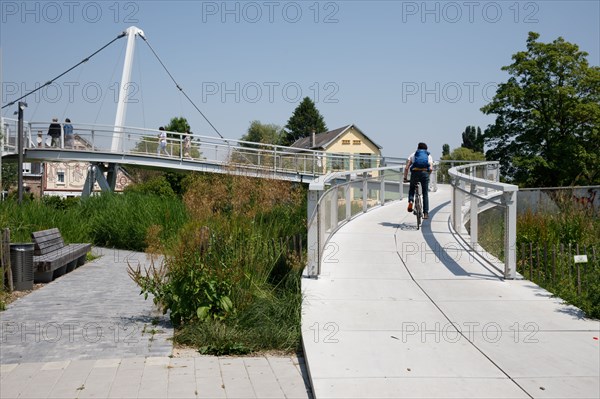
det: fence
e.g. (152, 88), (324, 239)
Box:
(1, 228), (12, 293)
(518, 242), (599, 318)
(448, 161), (518, 279)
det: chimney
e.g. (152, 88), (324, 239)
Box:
(311, 129), (316, 148)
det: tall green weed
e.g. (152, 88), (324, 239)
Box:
(129, 173), (307, 353)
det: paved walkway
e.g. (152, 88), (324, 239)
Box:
(301, 185), (600, 398)
(1, 248), (172, 364)
(1, 248), (312, 398)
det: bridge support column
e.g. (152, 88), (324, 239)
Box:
(82, 163), (116, 198)
(106, 163), (120, 191)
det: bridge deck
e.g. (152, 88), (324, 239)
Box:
(301, 185), (600, 398)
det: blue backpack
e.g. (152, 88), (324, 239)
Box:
(411, 149), (430, 170)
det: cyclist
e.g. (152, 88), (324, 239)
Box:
(403, 142), (433, 219)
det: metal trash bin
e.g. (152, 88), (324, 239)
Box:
(10, 243), (34, 291)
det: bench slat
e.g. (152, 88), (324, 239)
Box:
(32, 228), (66, 255)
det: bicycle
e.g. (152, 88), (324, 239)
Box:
(404, 179), (424, 230)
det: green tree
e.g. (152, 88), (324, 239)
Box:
(1, 162), (18, 192)
(164, 117), (191, 135)
(281, 97), (327, 146)
(461, 126), (484, 153)
(442, 144), (450, 157)
(439, 147), (486, 183)
(481, 32), (600, 187)
(240, 121), (284, 147)
(442, 147), (486, 162)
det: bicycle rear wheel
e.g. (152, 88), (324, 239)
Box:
(414, 183), (423, 230)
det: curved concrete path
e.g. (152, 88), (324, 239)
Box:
(301, 185), (600, 398)
(1, 248), (312, 398)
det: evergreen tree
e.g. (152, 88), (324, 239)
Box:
(281, 97), (327, 146)
(442, 144), (450, 157)
(461, 126), (484, 153)
(165, 117), (191, 137)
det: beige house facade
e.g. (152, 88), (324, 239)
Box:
(42, 161), (130, 197)
(290, 124), (383, 172)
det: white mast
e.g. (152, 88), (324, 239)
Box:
(111, 26), (144, 152)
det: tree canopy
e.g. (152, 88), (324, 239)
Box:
(240, 121), (284, 147)
(442, 147), (486, 162)
(439, 146), (486, 184)
(164, 117), (191, 135)
(481, 32), (600, 187)
(281, 97), (327, 146)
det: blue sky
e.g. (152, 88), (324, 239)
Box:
(1, 1), (598, 159)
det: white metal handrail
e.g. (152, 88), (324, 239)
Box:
(448, 161), (518, 279)
(306, 164), (407, 278)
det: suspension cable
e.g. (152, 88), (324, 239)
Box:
(139, 36), (224, 138)
(1, 32), (127, 109)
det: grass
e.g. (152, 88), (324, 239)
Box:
(0, 193), (188, 250)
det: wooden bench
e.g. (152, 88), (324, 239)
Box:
(32, 228), (91, 283)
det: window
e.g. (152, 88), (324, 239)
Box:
(342, 139), (350, 145)
(353, 140), (361, 145)
(357, 153), (374, 169)
(327, 154), (350, 171)
(57, 171), (65, 184)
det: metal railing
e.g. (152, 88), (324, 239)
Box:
(1, 118), (386, 179)
(448, 161), (518, 279)
(306, 165), (407, 278)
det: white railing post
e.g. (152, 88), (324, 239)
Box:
(362, 172), (368, 212)
(503, 189), (517, 279)
(470, 184), (478, 247)
(380, 169), (385, 205)
(331, 187), (338, 232)
(452, 178), (463, 232)
(307, 185), (323, 278)
(345, 175), (351, 221)
(399, 167), (404, 200)
(430, 164), (438, 192)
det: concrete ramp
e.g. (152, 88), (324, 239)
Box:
(302, 185), (600, 398)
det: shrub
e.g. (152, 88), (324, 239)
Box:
(124, 175), (176, 198)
